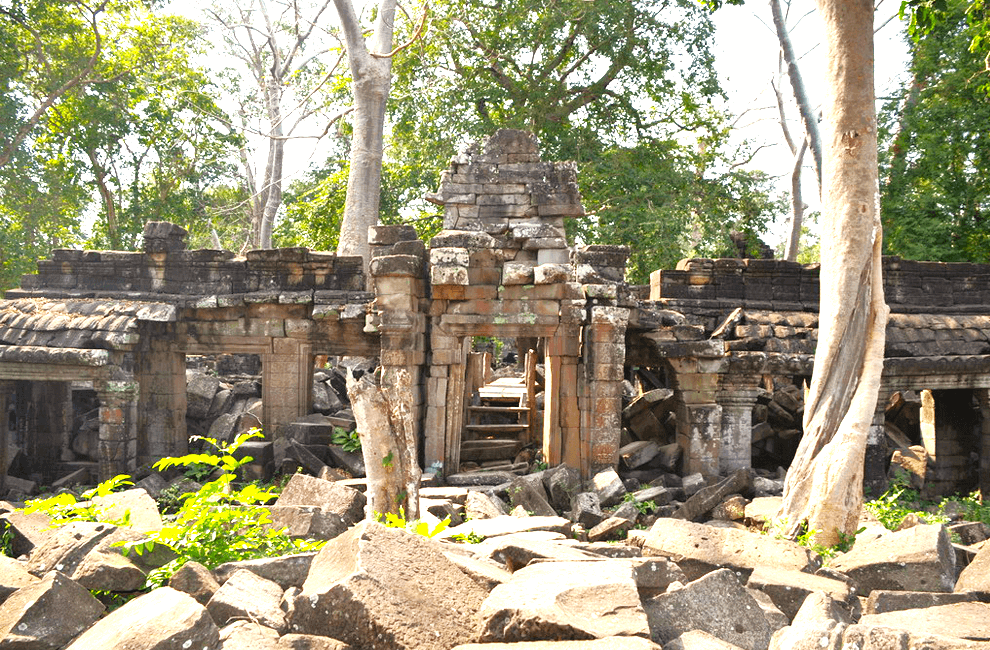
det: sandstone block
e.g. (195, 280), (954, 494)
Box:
(590, 468), (626, 507)
(168, 560), (220, 605)
(218, 620), (280, 650)
(277, 633), (354, 649)
(544, 465), (582, 512)
(438, 515), (572, 541)
(465, 491), (509, 520)
(663, 631), (747, 649)
(0, 571), (104, 650)
(767, 592), (849, 650)
(841, 624), (990, 650)
(213, 552), (317, 590)
(856, 602), (990, 640)
(0, 555), (39, 604)
(276, 474), (366, 525)
(829, 524), (955, 595)
(567, 492), (604, 529)
(864, 589), (979, 615)
(747, 566), (853, 620)
(452, 639), (663, 649)
(208, 568), (286, 633)
(956, 539), (990, 593)
(477, 560), (650, 642)
(476, 535), (601, 571)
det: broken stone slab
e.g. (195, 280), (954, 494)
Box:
(275, 473), (366, 525)
(63, 586), (220, 650)
(621, 441), (663, 470)
(447, 471), (517, 486)
(268, 505), (348, 540)
(710, 495), (747, 521)
(422, 497), (465, 526)
(186, 372), (220, 420)
(91, 487), (163, 533)
(662, 631), (747, 649)
(643, 518), (818, 581)
(567, 491), (604, 528)
(0, 571), (105, 650)
(956, 539), (990, 593)
(644, 568), (773, 650)
(290, 521), (487, 649)
(0, 511), (53, 557)
(742, 496), (781, 525)
(681, 473), (707, 498)
(950, 521), (990, 546)
(437, 514), (572, 541)
(841, 624), (990, 650)
(864, 589), (981, 615)
(588, 516), (634, 542)
(168, 560), (220, 606)
(326, 445), (366, 477)
(0, 554), (39, 603)
(207, 568), (287, 634)
(505, 475), (557, 517)
(672, 469), (753, 522)
(453, 639), (663, 649)
(857, 602), (990, 640)
(443, 549), (513, 591)
(746, 566), (854, 620)
(213, 552), (317, 590)
(465, 490), (510, 520)
(589, 468), (627, 507)
(218, 620), (280, 650)
(544, 465), (582, 512)
(746, 588), (789, 632)
(277, 634), (354, 649)
(475, 535), (602, 571)
(627, 557), (688, 598)
(828, 523), (955, 595)
(767, 592), (849, 650)
(477, 559), (650, 642)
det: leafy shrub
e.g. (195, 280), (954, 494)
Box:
(331, 426), (362, 453)
(865, 471), (949, 530)
(374, 508), (451, 538)
(20, 474), (135, 524)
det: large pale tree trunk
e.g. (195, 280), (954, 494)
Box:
(778, 0), (889, 547)
(333, 0), (396, 269)
(347, 367), (421, 519)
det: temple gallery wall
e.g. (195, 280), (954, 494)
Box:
(2, 129), (989, 500)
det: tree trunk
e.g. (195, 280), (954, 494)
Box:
(784, 139), (808, 262)
(778, 0), (889, 547)
(333, 0), (397, 270)
(347, 366), (421, 519)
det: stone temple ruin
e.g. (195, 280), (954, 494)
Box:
(2, 129), (990, 500)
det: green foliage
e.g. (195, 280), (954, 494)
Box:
(865, 471), (957, 531)
(0, 521), (13, 557)
(762, 517), (862, 564)
(472, 336), (505, 361)
(374, 509), (451, 538)
(451, 530), (486, 544)
(19, 474), (134, 525)
(622, 492), (657, 515)
(331, 426), (362, 453)
(900, 0), (990, 93)
(881, 0), (990, 262)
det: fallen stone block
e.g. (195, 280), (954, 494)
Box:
(447, 471), (517, 486)
(465, 491), (509, 520)
(746, 566), (854, 620)
(443, 550), (513, 591)
(268, 505), (348, 540)
(589, 468), (626, 507)
(505, 476), (557, 517)
(326, 445), (366, 477)
(588, 516), (634, 542)
(956, 540), (990, 593)
(621, 441), (662, 470)
(766, 592), (849, 650)
(168, 560), (220, 605)
(829, 524), (955, 595)
(841, 624), (990, 650)
(0, 555), (39, 604)
(207, 568), (287, 633)
(857, 602), (990, 641)
(477, 560), (650, 642)
(0, 511), (53, 557)
(746, 588), (788, 632)
(276, 473), (366, 525)
(672, 469), (752, 522)
(475, 535), (601, 571)
(213, 552), (317, 590)
(91, 487), (163, 533)
(644, 568), (773, 650)
(277, 634), (354, 649)
(452, 638), (663, 649)
(437, 515), (572, 541)
(0, 571), (105, 650)
(628, 557), (687, 598)
(643, 518), (817, 581)
(218, 620), (280, 650)
(290, 521), (487, 649)
(663, 630), (747, 649)
(63, 586), (219, 650)
(567, 492), (604, 528)
(864, 589), (981, 615)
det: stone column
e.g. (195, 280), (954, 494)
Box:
(0, 380), (11, 493)
(543, 330), (581, 469)
(424, 330), (466, 473)
(578, 307), (629, 478)
(863, 394), (890, 498)
(716, 378), (761, 473)
(96, 380), (138, 481)
(136, 335), (187, 464)
(668, 358), (722, 476)
(262, 338), (313, 439)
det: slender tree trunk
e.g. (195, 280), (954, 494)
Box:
(785, 139), (808, 261)
(87, 148), (119, 249)
(333, 0), (397, 269)
(778, 0), (889, 547)
(770, 0), (823, 194)
(259, 79), (285, 250)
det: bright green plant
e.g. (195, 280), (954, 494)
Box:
(622, 492), (657, 515)
(374, 509), (451, 538)
(331, 426), (362, 453)
(0, 521), (13, 557)
(20, 474), (134, 525)
(865, 472), (949, 531)
(451, 530), (485, 544)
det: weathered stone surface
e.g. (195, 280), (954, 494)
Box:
(662, 631), (747, 649)
(590, 468), (626, 507)
(746, 588), (788, 632)
(439, 515), (572, 541)
(567, 492), (604, 528)
(544, 465), (582, 512)
(277, 634), (354, 649)
(621, 441), (662, 470)
(92, 487), (163, 532)
(865, 589), (980, 615)
(477, 560), (650, 642)
(443, 549), (513, 590)
(268, 505), (348, 540)
(63, 587), (219, 650)
(476, 536), (601, 571)
(841, 624), (990, 650)
(452, 639), (663, 649)
(465, 491), (509, 520)
(168, 560), (220, 606)
(326, 445), (366, 477)
(673, 469), (752, 522)
(0, 555), (39, 604)
(0, 511), (53, 557)
(276, 473), (366, 525)
(214, 552), (317, 590)
(0, 571), (104, 650)
(186, 372), (220, 419)
(291, 521), (487, 649)
(505, 476), (557, 517)
(218, 620), (280, 650)
(767, 592), (849, 650)
(644, 568), (773, 650)
(643, 518), (817, 581)
(957, 540), (990, 593)
(746, 567), (853, 620)
(628, 557), (687, 598)
(588, 516), (634, 542)
(208, 568), (287, 633)
(447, 471), (517, 486)
(829, 524), (955, 595)
(857, 602), (990, 640)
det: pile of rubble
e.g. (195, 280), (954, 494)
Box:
(2, 465), (990, 649)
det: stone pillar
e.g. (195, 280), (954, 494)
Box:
(543, 331), (581, 469)
(578, 307), (629, 477)
(976, 389), (990, 498)
(920, 389), (936, 457)
(863, 394), (890, 498)
(424, 330), (466, 473)
(136, 335), (187, 465)
(262, 338), (313, 439)
(668, 358), (722, 476)
(96, 380), (138, 481)
(0, 380), (11, 493)
(716, 378), (761, 473)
